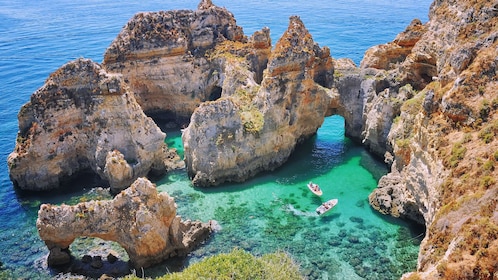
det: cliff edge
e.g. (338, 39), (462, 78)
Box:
(362, 0), (498, 278)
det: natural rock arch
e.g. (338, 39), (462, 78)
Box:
(37, 178), (211, 269)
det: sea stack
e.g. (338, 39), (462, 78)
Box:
(182, 16), (338, 186)
(7, 59), (172, 192)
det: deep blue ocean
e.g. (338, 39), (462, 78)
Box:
(0, 0), (432, 279)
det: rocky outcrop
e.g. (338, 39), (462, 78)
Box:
(37, 177), (211, 269)
(7, 59), (174, 192)
(182, 16), (338, 186)
(9, 0), (497, 277)
(362, 0), (498, 278)
(360, 19), (427, 70)
(102, 0), (269, 124)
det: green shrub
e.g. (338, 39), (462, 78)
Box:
(240, 110), (264, 133)
(491, 97), (498, 109)
(401, 92), (424, 115)
(479, 100), (490, 121)
(164, 249), (302, 280)
(396, 138), (411, 149)
(483, 160), (494, 171)
(122, 249), (303, 280)
(478, 120), (498, 144)
(449, 143), (467, 167)
(479, 176), (495, 189)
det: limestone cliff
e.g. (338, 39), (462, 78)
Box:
(37, 177), (211, 269)
(7, 58), (174, 192)
(102, 0), (268, 124)
(8, 0), (497, 277)
(360, 0), (498, 278)
(182, 16), (337, 186)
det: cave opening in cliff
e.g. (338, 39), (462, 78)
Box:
(146, 111), (191, 131)
(13, 168), (106, 197)
(208, 86), (222, 101)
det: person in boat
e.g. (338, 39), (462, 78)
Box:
(322, 202), (330, 209)
(309, 182), (319, 192)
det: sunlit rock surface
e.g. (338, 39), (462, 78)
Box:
(37, 177), (211, 269)
(182, 16), (338, 186)
(363, 0), (498, 278)
(102, 0), (252, 124)
(7, 59), (172, 192)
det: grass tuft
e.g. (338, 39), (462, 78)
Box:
(121, 248), (303, 280)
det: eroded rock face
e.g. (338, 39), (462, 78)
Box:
(102, 1), (254, 123)
(9, 1), (497, 277)
(37, 177), (211, 269)
(361, 19), (427, 70)
(7, 59), (172, 192)
(362, 0), (498, 278)
(182, 16), (338, 186)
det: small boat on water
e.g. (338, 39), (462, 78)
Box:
(316, 198), (338, 215)
(307, 182), (323, 196)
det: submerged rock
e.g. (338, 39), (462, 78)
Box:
(36, 177), (212, 269)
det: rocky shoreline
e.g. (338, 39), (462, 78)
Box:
(8, 0), (497, 278)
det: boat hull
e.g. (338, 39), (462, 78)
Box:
(316, 198), (338, 215)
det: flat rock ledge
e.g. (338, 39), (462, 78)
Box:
(36, 177), (211, 269)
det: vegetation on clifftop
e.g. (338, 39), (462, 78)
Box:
(122, 249), (303, 280)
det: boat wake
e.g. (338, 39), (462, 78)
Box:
(283, 204), (318, 217)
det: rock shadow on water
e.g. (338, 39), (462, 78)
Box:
(53, 256), (132, 279)
(43, 237), (134, 278)
(14, 169), (109, 208)
(143, 256), (190, 278)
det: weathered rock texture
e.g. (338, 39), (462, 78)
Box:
(182, 16), (338, 186)
(37, 177), (211, 269)
(7, 58), (174, 192)
(9, 0), (498, 277)
(359, 0), (498, 278)
(102, 0), (267, 124)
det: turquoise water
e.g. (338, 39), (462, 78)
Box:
(0, 0), (431, 279)
(156, 116), (423, 279)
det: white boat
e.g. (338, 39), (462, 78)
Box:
(316, 198), (338, 215)
(307, 182), (323, 196)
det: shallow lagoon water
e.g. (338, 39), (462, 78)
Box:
(155, 116), (423, 279)
(0, 0), (430, 279)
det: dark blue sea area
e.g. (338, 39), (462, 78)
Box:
(0, 0), (431, 279)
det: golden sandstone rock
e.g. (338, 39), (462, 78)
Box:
(183, 16), (339, 187)
(7, 59), (170, 192)
(10, 0), (497, 277)
(37, 177), (211, 269)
